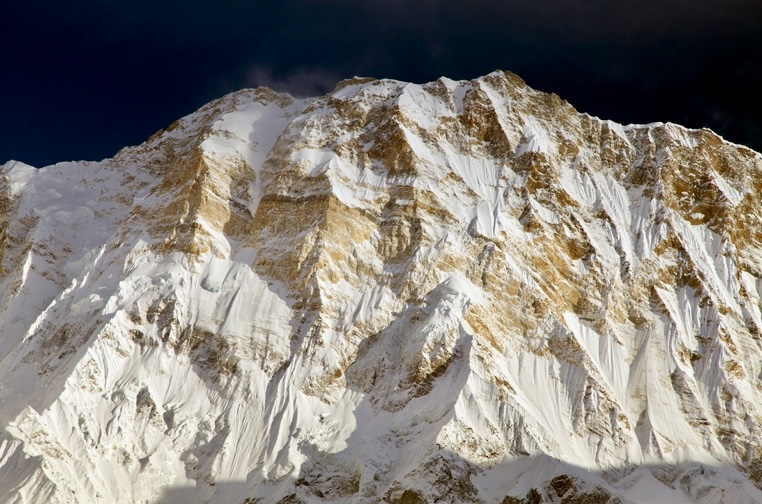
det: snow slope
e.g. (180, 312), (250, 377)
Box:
(2, 71), (762, 503)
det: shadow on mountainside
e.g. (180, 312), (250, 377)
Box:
(161, 255), (762, 503)
(159, 339), (762, 504)
(155, 451), (762, 504)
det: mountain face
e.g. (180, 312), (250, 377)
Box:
(2, 71), (762, 503)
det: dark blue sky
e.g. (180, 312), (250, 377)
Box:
(3, 1), (761, 166)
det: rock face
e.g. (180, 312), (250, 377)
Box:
(2, 71), (762, 503)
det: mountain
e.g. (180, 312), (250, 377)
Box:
(2, 71), (762, 503)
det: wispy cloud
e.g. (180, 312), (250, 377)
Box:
(244, 66), (340, 97)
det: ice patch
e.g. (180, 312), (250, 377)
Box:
(516, 120), (552, 156)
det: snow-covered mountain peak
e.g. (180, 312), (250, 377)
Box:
(2, 71), (762, 503)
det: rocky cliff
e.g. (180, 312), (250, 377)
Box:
(2, 71), (762, 503)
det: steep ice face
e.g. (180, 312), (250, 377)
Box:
(2, 72), (762, 503)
